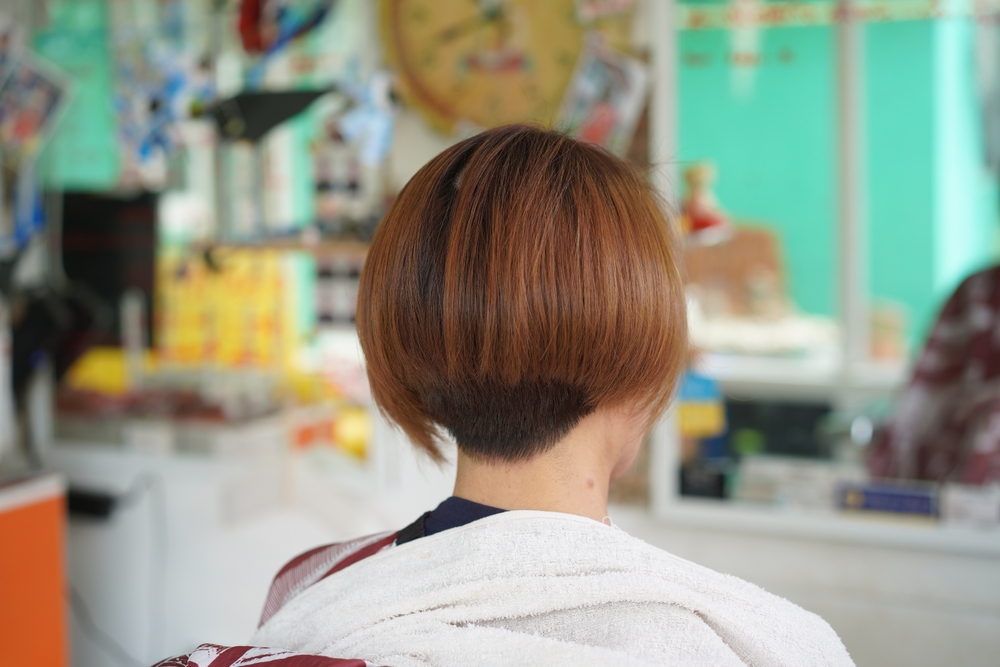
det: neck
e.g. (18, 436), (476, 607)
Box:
(452, 410), (630, 523)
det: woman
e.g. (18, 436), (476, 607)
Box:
(870, 265), (1000, 484)
(157, 125), (853, 667)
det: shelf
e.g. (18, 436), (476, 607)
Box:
(694, 351), (908, 401)
(616, 498), (1000, 558)
(192, 238), (370, 260)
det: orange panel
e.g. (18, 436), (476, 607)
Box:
(0, 495), (67, 667)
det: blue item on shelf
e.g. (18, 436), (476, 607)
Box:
(837, 481), (939, 517)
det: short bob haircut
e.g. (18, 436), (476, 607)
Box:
(357, 124), (687, 463)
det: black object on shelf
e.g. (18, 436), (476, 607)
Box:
(67, 487), (117, 519)
(208, 89), (334, 142)
(725, 399), (832, 459)
(680, 460), (729, 499)
(58, 192), (156, 377)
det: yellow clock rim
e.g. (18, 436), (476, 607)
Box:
(379, 0), (465, 135)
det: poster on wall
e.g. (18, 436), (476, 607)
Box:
(0, 50), (68, 256)
(108, 0), (216, 189)
(0, 55), (69, 169)
(0, 15), (25, 88)
(556, 34), (647, 157)
(575, 0), (635, 23)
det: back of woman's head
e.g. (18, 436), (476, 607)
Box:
(357, 124), (687, 462)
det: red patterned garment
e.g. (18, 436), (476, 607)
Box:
(151, 644), (378, 667)
(870, 265), (1000, 484)
(152, 532), (400, 667)
(259, 531), (398, 627)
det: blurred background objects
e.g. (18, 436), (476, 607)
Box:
(0, 1), (998, 666)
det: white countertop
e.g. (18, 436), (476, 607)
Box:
(618, 497), (1000, 559)
(0, 472), (64, 514)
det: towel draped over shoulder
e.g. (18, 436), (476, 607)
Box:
(249, 511), (854, 667)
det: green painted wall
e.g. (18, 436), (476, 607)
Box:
(679, 26), (838, 318)
(33, 0), (120, 190)
(865, 21), (937, 342)
(933, 18), (999, 308)
(679, 15), (999, 347)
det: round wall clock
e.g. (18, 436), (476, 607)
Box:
(380, 0), (592, 133)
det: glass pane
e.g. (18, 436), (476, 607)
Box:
(671, 1), (1000, 518)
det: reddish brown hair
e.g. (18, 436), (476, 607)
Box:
(357, 125), (687, 462)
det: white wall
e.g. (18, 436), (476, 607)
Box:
(612, 505), (1000, 667)
(53, 429), (455, 667)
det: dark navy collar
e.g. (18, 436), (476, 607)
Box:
(396, 496), (506, 545)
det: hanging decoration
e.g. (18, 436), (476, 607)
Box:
(729, 0), (761, 99)
(109, 0), (215, 189)
(555, 34), (648, 157)
(239, 0), (341, 88)
(0, 15), (68, 257)
(680, 0), (1000, 30)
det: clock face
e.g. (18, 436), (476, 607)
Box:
(380, 0), (586, 133)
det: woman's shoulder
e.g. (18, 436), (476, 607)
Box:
(254, 513), (854, 666)
(626, 533), (852, 664)
(485, 512), (854, 664)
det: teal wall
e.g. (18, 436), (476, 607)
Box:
(865, 21), (937, 341)
(679, 27), (837, 317)
(679, 15), (999, 346)
(933, 18), (999, 304)
(33, 0), (120, 190)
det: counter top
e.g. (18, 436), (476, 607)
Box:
(0, 472), (65, 515)
(624, 498), (1000, 558)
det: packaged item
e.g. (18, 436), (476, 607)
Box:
(733, 455), (866, 509)
(838, 480), (938, 517)
(940, 484), (1000, 528)
(676, 371), (725, 439)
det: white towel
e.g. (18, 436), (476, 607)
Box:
(253, 511), (854, 667)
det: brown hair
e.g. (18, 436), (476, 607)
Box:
(357, 125), (687, 462)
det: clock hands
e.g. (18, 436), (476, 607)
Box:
(437, 3), (505, 44)
(433, 0), (523, 75)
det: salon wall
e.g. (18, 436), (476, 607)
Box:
(387, 108), (458, 192)
(33, 0), (119, 190)
(869, 17), (999, 344)
(865, 20), (936, 338)
(679, 24), (837, 318)
(31, 1), (1000, 347)
(932, 18), (999, 302)
(678, 14), (999, 346)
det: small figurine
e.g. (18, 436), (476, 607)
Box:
(681, 162), (731, 244)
